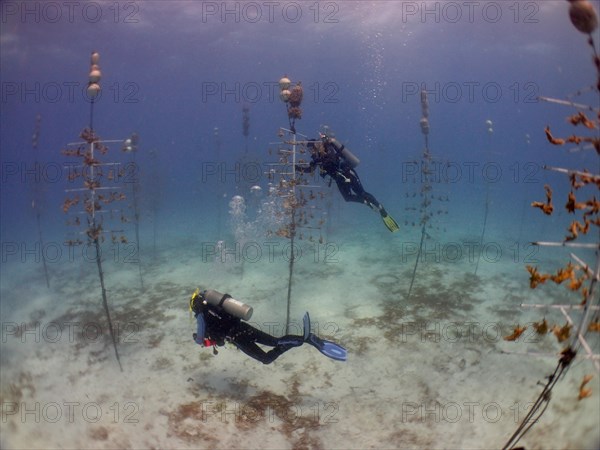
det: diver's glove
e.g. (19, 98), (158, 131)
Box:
(295, 163), (311, 174)
(307, 140), (317, 149)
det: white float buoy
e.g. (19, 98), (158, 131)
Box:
(89, 69), (101, 83)
(280, 89), (291, 102)
(87, 83), (101, 98)
(279, 76), (291, 91)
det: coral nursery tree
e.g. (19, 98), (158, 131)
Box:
(503, 1), (599, 447)
(61, 52), (134, 372)
(406, 89), (450, 300)
(266, 75), (326, 333)
(30, 113), (51, 288)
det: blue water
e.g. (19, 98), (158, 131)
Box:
(1, 2), (599, 449)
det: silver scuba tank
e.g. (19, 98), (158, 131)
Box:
(329, 138), (360, 168)
(203, 289), (253, 321)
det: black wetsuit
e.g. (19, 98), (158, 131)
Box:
(300, 138), (385, 213)
(193, 302), (304, 365)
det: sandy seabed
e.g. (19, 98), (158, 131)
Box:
(1, 217), (599, 450)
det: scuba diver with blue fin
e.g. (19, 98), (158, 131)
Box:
(297, 132), (400, 232)
(190, 288), (347, 364)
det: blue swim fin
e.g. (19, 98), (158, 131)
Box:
(303, 312), (311, 341)
(307, 333), (347, 361)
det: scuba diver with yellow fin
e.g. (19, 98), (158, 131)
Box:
(190, 289), (347, 364)
(297, 132), (400, 232)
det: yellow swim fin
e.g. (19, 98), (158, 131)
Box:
(382, 213), (400, 233)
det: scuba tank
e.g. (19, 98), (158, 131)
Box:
(203, 289), (253, 321)
(328, 137), (360, 169)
